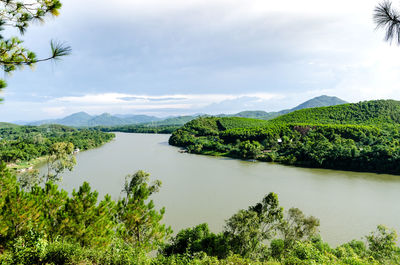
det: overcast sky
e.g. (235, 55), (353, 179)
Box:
(1, 0), (400, 121)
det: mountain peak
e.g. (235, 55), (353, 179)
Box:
(291, 95), (347, 111)
(66, 112), (92, 118)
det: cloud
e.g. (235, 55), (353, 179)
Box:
(120, 96), (188, 102)
(42, 107), (67, 117)
(3, 0), (400, 122)
(54, 92), (281, 108)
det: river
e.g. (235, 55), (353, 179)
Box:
(49, 132), (400, 246)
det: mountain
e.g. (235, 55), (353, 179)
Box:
(151, 116), (197, 126)
(291, 95), (348, 111)
(272, 99), (400, 125)
(22, 95), (347, 127)
(226, 95), (347, 120)
(59, 112), (93, 127)
(227, 110), (284, 120)
(86, 113), (125, 126)
(117, 115), (162, 124)
(28, 112), (161, 127)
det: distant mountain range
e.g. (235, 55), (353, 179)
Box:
(20, 95), (347, 127)
(25, 112), (162, 127)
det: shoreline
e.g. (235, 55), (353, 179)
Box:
(6, 156), (48, 173)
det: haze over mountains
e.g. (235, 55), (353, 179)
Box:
(22, 95), (347, 127)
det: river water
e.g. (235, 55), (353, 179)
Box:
(49, 132), (400, 246)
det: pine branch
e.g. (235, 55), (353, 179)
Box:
(374, 1), (400, 44)
(0, 40), (71, 65)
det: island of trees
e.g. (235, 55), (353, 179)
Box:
(169, 100), (400, 174)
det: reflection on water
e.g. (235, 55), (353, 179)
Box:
(43, 133), (400, 246)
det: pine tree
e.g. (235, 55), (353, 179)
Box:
(0, 0), (71, 100)
(60, 182), (116, 247)
(0, 163), (40, 242)
(117, 170), (171, 251)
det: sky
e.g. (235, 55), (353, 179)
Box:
(1, 0), (400, 122)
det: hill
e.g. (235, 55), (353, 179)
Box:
(291, 95), (347, 111)
(227, 110), (285, 120)
(0, 122), (19, 128)
(20, 95), (347, 127)
(28, 112), (161, 127)
(169, 100), (400, 174)
(272, 99), (400, 125)
(151, 115), (198, 126)
(225, 95), (347, 120)
(58, 111), (93, 126)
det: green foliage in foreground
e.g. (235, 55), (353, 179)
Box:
(0, 164), (171, 264)
(169, 100), (400, 174)
(0, 165), (399, 264)
(0, 125), (115, 163)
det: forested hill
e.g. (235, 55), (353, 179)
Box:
(290, 95), (347, 111)
(0, 122), (19, 128)
(226, 95), (347, 120)
(169, 100), (400, 174)
(272, 99), (400, 125)
(0, 125), (115, 169)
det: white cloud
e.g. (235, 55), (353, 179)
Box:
(41, 107), (67, 117)
(3, 0), (400, 121)
(54, 92), (281, 109)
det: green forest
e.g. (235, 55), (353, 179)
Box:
(98, 124), (180, 134)
(0, 164), (399, 265)
(169, 100), (400, 174)
(0, 125), (115, 166)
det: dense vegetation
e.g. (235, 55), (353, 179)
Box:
(273, 100), (400, 125)
(0, 164), (398, 264)
(0, 125), (115, 164)
(169, 100), (400, 174)
(98, 124), (181, 134)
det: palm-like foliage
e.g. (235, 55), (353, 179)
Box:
(374, 1), (400, 44)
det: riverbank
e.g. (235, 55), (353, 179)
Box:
(6, 156), (48, 173)
(50, 132), (400, 246)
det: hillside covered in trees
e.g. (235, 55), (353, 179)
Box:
(169, 100), (400, 174)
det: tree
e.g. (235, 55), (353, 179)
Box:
(237, 140), (263, 159)
(117, 170), (171, 251)
(374, 1), (400, 44)
(162, 223), (230, 258)
(45, 142), (76, 183)
(60, 182), (116, 247)
(224, 192), (283, 259)
(0, 163), (40, 242)
(366, 225), (398, 261)
(0, 0), (71, 100)
(279, 207), (320, 250)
